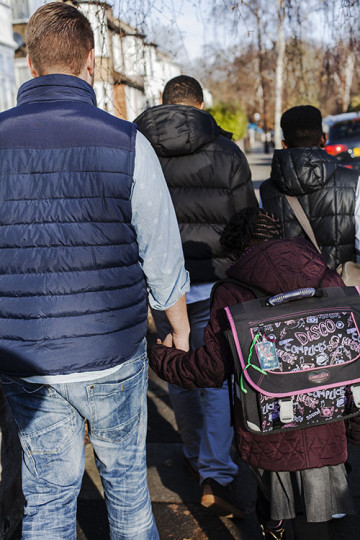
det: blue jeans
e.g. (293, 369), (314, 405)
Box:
(2, 341), (159, 540)
(153, 300), (238, 486)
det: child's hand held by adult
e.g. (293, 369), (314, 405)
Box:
(156, 333), (173, 348)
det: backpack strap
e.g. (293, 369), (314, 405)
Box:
(285, 195), (322, 253)
(210, 277), (267, 308)
(209, 277), (268, 428)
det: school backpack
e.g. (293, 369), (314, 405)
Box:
(218, 281), (360, 434)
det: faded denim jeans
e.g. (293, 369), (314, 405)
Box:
(2, 341), (159, 540)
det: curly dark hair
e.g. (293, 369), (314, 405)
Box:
(220, 208), (283, 259)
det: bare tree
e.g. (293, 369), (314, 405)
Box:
(90, 0), (360, 124)
(202, 0), (360, 131)
(240, 1), (272, 148)
(274, 0), (286, 148)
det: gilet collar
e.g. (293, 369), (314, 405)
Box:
(17, 74), (97, 107)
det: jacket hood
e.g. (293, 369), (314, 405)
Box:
(226, 237), (329, 294)
(135, 104), (232, 157)
(270, 147), (339, 195)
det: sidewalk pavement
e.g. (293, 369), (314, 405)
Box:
(76, 368), (261, 540)
(246, 146), (273, 195)
(76, 366), (360, 540)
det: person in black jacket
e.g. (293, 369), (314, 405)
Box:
(136, 76), (258, 517)
(260, 105), (358, 270)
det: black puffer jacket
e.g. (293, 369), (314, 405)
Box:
(135, 105), (258, 283)
(260, 147), (357, 269)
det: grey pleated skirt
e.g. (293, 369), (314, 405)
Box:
(252, 464), (355, 522)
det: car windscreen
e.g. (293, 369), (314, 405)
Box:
(330, 119), (360, 140)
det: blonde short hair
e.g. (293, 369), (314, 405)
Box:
(27, 2), (94, 76)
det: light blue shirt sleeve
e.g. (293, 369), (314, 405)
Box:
(131, 131), (190, 310)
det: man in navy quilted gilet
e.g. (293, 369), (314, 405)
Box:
(0, 3), (190, 538)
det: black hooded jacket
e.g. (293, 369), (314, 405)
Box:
(135, 104), (258, 283)
(260, 147), (358, 269)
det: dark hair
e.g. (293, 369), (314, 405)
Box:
(281, 105), (323, 147)
(220, 208), (283, 259)
(27, 2), (94, 77)
(162, 75), (203, 106)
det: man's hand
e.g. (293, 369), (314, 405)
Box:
(171, 331), (189, 352)
(164, 294), (190, 352)
(156, 330), (189, 352)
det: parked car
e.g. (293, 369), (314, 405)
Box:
(323, 111), (360, 170)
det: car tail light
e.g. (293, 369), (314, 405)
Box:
(344, 165), (353, 169)
(325, 144), (348, 155)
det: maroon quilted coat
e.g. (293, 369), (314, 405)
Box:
(149, 237), (354, 471)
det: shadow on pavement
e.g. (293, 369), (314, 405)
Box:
(147, 376), (181, 445)
(147, 370), (263, 539)
(152, 500), (262, 540)
(154, 501), (234, 539)
(77, 469), (110, 540)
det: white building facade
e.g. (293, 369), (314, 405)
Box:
(11, 0), (181, 120)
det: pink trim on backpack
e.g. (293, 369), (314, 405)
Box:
(225, 306), (246, 368)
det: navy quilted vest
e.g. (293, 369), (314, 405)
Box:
(0, 75), (147, 376)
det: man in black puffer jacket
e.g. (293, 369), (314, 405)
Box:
(261, 105), (358, 270)
(136, 76), (257, 517)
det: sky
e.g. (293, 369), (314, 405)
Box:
(172, 3), (205, 61)
(113, 1), (220, 63)
(145, 1), (248, 63)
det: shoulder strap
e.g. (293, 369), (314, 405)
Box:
(285, 194), (322, 253)
(209, 276), (268, 429)
(210, 277), (267, 308)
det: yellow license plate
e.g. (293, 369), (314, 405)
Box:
(353, 147), (360, 157)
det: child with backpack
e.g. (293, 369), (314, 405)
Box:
(149, 208), (357, 540)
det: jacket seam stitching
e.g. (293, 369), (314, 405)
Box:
(0, 262), (140, 276)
